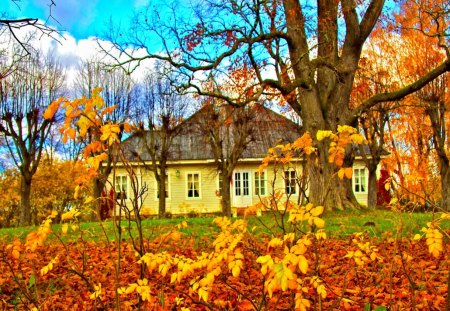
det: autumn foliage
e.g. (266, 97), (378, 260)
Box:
(1, 97), (448, 310)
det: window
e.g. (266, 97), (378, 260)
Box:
(285, 170), (296, 194)
(254, 171), (266, 196)
(187, 173), (200, 198)
(354, 168), (367, 193)
(234, 171), (249, 196)
(115, 175), (128, 200)
(156, 174), (169, 199)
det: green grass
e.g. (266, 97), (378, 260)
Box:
(246, 209), (449, 239)
(0, 209), (448, 244)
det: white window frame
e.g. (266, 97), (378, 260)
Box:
(353, 167), (368, 193)
(254, 170), (267, 196)
(115, 175), (128, 201)
(155, 173), (170, 200)
(284, 169), (297, 195)
(186, 172), (201, 199)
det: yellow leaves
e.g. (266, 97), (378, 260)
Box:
(74, 185), (81, 200)
(316, 130), (333, 141)
(310, 205), (324, 217)
(90, 283), (102, 300)
(298, 255), (308, 274)
(86, 152), (108, 169)
(421, 224), (444, 258)
(288, 203), (326, 230)
(338, 167), (353, 180)
(294, 295), (311, 311)
(61, 223), (69, 235)
(25, 217), (53, 251)
(118, 279), (152, 301)
(389, 197), (398, 205)
(344, 233), (382, 267)
(228, 249), (244, 277)
(317, 126), (365, 167)
(311, 276), (327, 299)
(256, 255), (274, 275)
(61, 209), (81, 221)
(268, 237), (284, 249)
(274, 262), (294, 291)
(177, 220), (188, 229)
(40, 256), (58, 276)
(100, 123), (121, 145)
(198, 287), (209, 302)
(313, 217), (325, 229)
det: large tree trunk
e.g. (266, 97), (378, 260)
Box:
(308, 158), (360, 211)
(221, 172), (232, 217)
(440, 159), (450, 212)
(367, 164), (378, 209)
(19, 176), (32, 226)
(93, 178), (106, 220)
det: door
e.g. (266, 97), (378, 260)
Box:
(233, 170), (252, 207)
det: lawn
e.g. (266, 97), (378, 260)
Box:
(0, 209), (447, 244)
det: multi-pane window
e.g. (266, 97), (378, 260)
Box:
(285, 170), (297, 194)
(115, 175), (128, 200)
(187, 173), (200, 198)
(254, 171), (266, 196)
(156, 174), (169, 199)
(354, 168), (367, 193)
(234, 172), (249, 196)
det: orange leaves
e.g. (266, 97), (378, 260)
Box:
(25, 216), (54, 252)
(344, 232), (382, 267)
(337, 167), (353, 180)
(260, 132), (315, 172)
(6, 239), (22, 259)
(43, 97), (66, 120)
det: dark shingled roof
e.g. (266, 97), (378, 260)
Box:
(121, 105), (302, 162)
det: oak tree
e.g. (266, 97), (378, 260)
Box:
(103, 0), (450, 210)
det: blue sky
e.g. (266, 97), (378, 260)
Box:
(6, 0), (147, 40)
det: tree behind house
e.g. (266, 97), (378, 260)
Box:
(0, 48), (65, 226)
(132, 68), (189, 218)
(72, 58), (137, 207)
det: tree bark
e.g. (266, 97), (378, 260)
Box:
(439, 159), (450, 212)
(367, 165), (378, 209)
(93, 178), (106, 220)
(157, 166), (167, 218)
(19, 176), (32, 226)
(221, 173), (232, 218)
(307, 146), (360, 211)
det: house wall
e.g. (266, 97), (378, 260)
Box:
(110, 159), (376, 216)
(352, 159), (380, 207)
(109, 161), (304, 216)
